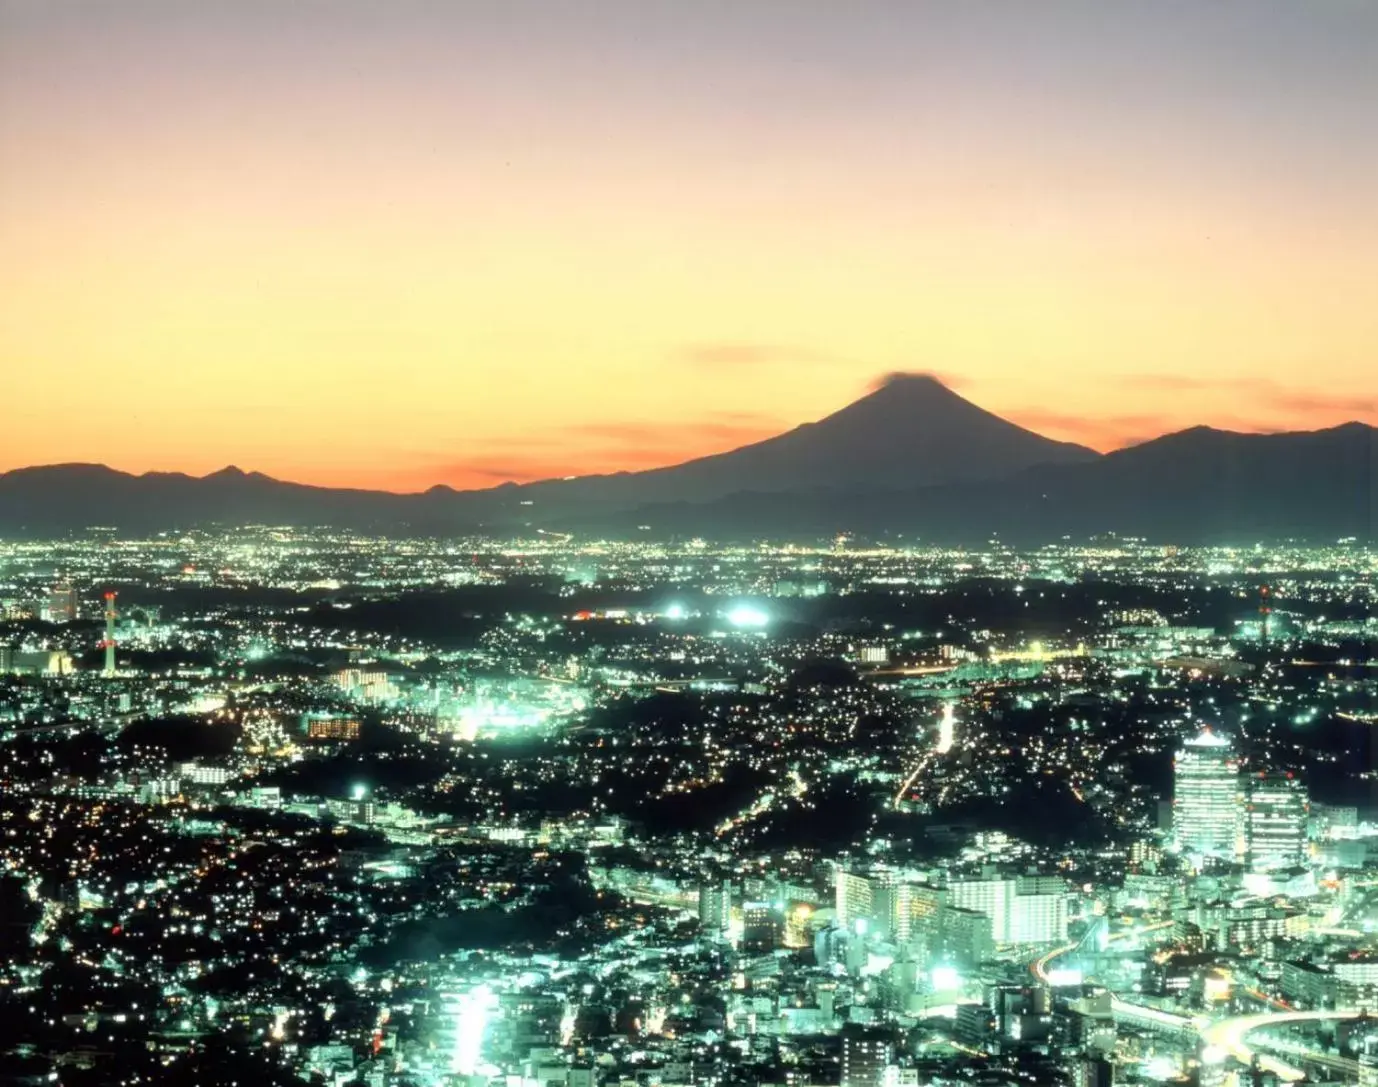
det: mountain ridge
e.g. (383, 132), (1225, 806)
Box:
(1, 380), (1372, 542)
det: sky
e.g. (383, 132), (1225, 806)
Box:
(2, 0), (1375, 491)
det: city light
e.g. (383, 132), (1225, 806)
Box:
(725, 605), (768, 629)
(0, 527), (1365, 1084)
(448, 984), (498, 1075)
(930, 966), (961, 991)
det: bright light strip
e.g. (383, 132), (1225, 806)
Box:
(449, 984), (497, 1075)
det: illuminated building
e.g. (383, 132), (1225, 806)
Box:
(697, 880), (732, 940)
(1244, 771), (1309, 870)
(835, 869), (877, 931)
(841, 1025), (893, 1087)
(946, 878), (1011, 942)
(946, 876), (1066, 946)
(938, 906), (994, 967)
(335, 667), (396, 702)
(179, 762), (232, 787)
(305, 714), (362, 741)
(1172, 730), (1240, 859)
(783, 903), (815, 948)
(1072, 1057), (1113, 1087)
(892, 882), (941, 943)
(43, 585), (79, 624)
(1009, 883), (1068, 945)
(741, 902), (783, 954)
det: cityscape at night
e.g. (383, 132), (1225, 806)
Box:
(2, 1), (1375, 1085)
(0, 531), (1375, 1085)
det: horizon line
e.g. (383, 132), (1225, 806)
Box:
(1, 415), (1369, 496)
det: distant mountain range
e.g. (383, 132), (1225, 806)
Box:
(1, 374), (1373, 543)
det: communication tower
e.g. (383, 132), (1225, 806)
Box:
(102, 592), (117, 677)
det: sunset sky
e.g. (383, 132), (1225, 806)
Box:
(2, 0), (1375, 491)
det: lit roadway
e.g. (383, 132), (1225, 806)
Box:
(1198, 1010), (1363, 1083)
(892, 702), (956, 810)
(1031, 938), (1361, 1083)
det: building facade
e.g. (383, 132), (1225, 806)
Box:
(1172, 730), (1240, 859)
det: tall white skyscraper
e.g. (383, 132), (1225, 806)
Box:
(1172, 730), (1241, 859)
(946, 876), (1066, 945)
(835, 870), (877, 932)
(1244, 771), (1309, 870)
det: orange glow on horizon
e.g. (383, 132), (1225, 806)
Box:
(2, 3), (1375, 492)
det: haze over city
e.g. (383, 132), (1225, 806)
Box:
(3, 0), (1377, 490)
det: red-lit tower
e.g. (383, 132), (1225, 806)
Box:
(1259, 585), (1272, 646)
(102, 592), (117, 677)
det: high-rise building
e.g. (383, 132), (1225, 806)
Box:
(835, 869), (878, 932)
(841, 1026), (893, 1087)
(892, 882), (941, 943)
(947, 876), (1066, 945)
(835, 868), (940, 942)
(697, 881), (732, 939)
(947, 878), (1013, 941)
(1172, 730), (1241, 859)
(1072, 1057), (1114, 1087)
(937, 905), (994, 967)
(1009, 885), (1068, 945)
(1244, 771), (1309, 870)
(44, 585), (79, 624)
(741, 902), (783, 954)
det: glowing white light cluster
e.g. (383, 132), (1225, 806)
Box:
(726, 605), (768, 628)
(936, 702), (956, 753)
(930, 965), (961, 991)
(449, 984), (498, 1075)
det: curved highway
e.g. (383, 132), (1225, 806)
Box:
(1199, 1009), (1363, 1083)
(1031, 937), (1361, 1083)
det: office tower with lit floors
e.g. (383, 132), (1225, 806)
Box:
(1244, 771), (1309, 870)
(1072, 1057), (1113, 1087)
(841, 1025), (894, 1087)
(1172, 730), (1241, 860)
(740, 902), (783, 954)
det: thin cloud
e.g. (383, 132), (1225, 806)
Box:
(1119, 374), (1378, 421)
(568, 416), (780, 446)
(868, 369), (971, 392)
(679, 343), (845, 368)
(1265, 391), (1378, 416)
(1120, 374), (1217, 392)
(420, 413), (784, 488)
